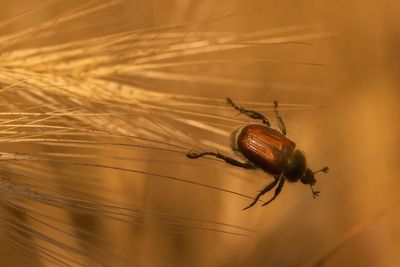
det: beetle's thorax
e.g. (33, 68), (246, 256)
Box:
(284, 149), (308, 182)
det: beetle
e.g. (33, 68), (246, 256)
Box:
(186, 97), (329, 209)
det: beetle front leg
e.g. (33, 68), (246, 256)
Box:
(262, 176), (285, 206)
(242, 176), (280, 210)
(186, 151), (255, 169)
(274, 100), (287, 135)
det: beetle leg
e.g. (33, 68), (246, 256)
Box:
(261, 176), (285, 206)
(274, 100), (287, 135)
(226, 97), (271, 126)
(186, 151), (255, 169)
(242, 176), (280, 210)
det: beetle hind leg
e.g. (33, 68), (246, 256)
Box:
(186, 151), (255, 169)
(226, 97), (271, 126)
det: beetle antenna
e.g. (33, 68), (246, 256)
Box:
(310, 185), (320, 199)
(314, 166), (329, 175)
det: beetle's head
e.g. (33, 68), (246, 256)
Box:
(301, 167), (329, 198)
(300, 168), (316, 185)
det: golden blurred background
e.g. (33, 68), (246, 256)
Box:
(0, 0), (399, 266)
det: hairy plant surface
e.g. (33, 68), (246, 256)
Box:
(0, 1), (398, 267)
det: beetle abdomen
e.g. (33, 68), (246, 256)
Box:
(233, 125), (296, 174)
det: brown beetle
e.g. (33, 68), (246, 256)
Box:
(187, 98), (328, 209)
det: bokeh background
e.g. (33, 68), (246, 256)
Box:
(0, 0), (399, 266)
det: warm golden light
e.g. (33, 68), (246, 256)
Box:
(0, 1), (398, 266)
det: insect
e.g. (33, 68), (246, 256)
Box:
(187, 97), (329, 209)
